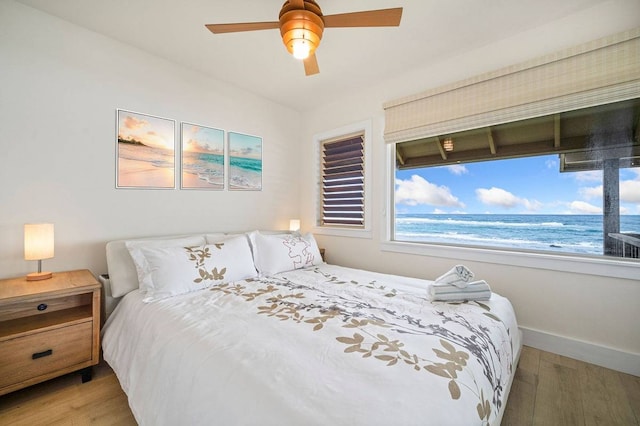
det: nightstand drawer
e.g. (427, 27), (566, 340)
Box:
(0, 321), (93, 389)
(0, 293), (91, 322)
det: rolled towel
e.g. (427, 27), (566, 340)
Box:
(428, 280), (491, 302)
(435, 265), (474, 288)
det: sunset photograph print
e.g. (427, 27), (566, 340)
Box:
(181, 123), (225, 190)
(116, 109), (176, 189)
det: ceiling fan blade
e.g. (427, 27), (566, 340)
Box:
(323, 7), (403, 28)
(205, 21), (280, 34)
(304, 54), (320, 76)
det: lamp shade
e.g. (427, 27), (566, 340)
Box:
(24, 223), (54, 260)
(289, 219), (301, 232)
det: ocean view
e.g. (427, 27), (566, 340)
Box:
(182, 151), (224, 189)
(395, 214), (640, 255)
(229, 155), (262, 190)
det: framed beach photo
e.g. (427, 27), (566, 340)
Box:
(228, 132), (262, 191)
(116, 109), (176, 189)
(181, 122), (225, 190)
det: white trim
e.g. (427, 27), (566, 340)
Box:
(380, 240), (639, 280)
(521, 326), (640, 376)
(313, 120), (373, 239)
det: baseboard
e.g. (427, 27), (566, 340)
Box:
(520, 326), (639, 376)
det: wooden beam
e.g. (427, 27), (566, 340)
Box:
(554, 114), (561, 148)
(397, 136), (592, 170)
(436, 136), (448, 160)
(487, 127), (496, 155)
(396, 146), (405, 166)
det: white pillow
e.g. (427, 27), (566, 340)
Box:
(137, 235), (258, 302)
(205, 233), (243, 244)
(125, 236), (206, 294)
(108, 235), (205, 297)
(251, 231), (323, 276)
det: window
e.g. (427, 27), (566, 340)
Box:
(392, 99), (640, 260)
(314, 120), (371, 238)
(320, 135), (365, 227)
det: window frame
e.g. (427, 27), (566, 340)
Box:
(313, 120), (372, 239)
(384, 144), (639, 280)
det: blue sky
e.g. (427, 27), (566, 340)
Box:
(395, 155), (640, 215)
(228, 132), (262, 160)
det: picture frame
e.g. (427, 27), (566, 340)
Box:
(116, 109), (176, 189)
(181, 122), (225, 190)
(228, 131), (263, 191)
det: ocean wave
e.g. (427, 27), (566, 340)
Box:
(396, 217), (573, 229)
(395, 231), (601, 252)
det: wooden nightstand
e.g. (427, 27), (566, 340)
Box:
(0, 269), (101, 396)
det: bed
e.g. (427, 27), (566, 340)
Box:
(101, 231), (521, 425)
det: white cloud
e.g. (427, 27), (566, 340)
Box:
(574, 170), (602, 182)
(523, 199), (544, 211)
(621, 177), (640, 203)
(446, 164), (468, 175)
(395, 175), (465, 208)
(475, 187), (541, 211)
(579, 185), (602, 200)
(578, 175), (640, 204)
(545, 159), (557, 169)
(568, 200), (602, 214)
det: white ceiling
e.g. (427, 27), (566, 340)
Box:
(16, 0), (608, 111)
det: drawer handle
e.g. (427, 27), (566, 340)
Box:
(32, 349), (53, 360)
(37, 303), (48, 311)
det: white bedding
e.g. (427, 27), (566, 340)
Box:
(102, 264), (520, 426)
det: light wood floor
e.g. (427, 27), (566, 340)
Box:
(1, 346), (638, 425)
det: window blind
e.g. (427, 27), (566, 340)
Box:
(320, 135), (365, 227)
(383, 28), (640, 144)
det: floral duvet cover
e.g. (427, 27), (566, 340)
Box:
(102, 264), (520, 426)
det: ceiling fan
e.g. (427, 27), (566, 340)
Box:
(205, 0), (403, 76)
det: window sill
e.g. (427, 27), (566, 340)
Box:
(313, 226), (372, 239)
(380, 240), (639, 280)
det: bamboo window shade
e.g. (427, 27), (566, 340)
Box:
(320, 134), (365, 227)
(383, 28), (640, 145)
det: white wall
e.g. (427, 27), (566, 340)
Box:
(299, 1), (640, 372)
(0, 1), (301, 278)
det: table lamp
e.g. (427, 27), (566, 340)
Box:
(289, 219), (301, 232)
(24, 223), (54, 281)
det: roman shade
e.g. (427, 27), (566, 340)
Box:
(383, 28), (640, 145)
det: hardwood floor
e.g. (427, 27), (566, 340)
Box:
(502, 346), (639, 425)
(0, 346), (638, 425)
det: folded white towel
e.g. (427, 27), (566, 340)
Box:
(434, 265), (474, 288)
(428, 280), (491, 302)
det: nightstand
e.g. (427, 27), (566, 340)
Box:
(0, 269), (101, 396)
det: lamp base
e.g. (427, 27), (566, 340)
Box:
(26, 271), (53, 281)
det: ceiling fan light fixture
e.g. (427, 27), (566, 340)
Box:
(280, 9), (324, 60)
(292, 39), (311, 59)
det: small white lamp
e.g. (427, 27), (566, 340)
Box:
(289, 219), (301, 232)
(24, 223), (54, 281)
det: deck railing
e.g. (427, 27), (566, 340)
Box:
(608, 233), (640, 259)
